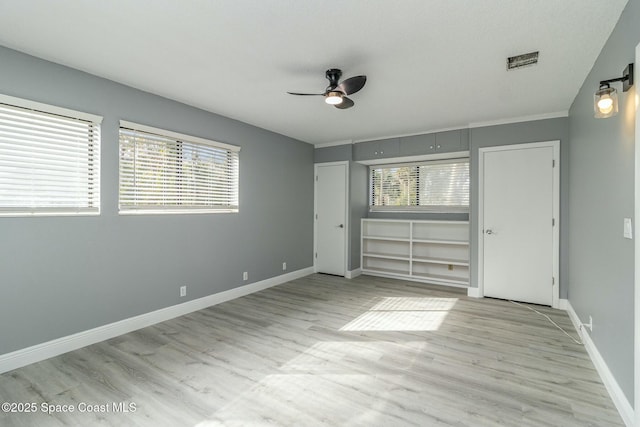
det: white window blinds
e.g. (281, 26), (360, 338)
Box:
(0, 98), (101, 216)
(370, 158), (469, 212)
(119, 122), (240, 214)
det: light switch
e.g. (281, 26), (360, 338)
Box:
(624, 218), (633, 239)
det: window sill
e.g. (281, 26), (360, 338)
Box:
(369, 207), (469, 214)
(118, 209), (238, 215)
(0, 210), (100, 218)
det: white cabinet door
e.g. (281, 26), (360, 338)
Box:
(481, 143), (556, 306)
(315, 163), (347, 276)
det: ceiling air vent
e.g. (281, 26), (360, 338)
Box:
(507, 51), (539, 70)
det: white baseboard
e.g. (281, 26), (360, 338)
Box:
(0, 267), (314, 375)
(467, 287), (482, 298)
(564, 301), (634, 426)
(557, 298), (568, 310)
(345, 268), (362, 279)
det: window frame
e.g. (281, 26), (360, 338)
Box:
(369, 157), (470, 213)
(0, 94), (102, 217)
(118, 120), (240, 215)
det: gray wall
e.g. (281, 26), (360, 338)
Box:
(567, 0), (639, 403)
(314, 144), (351, 164)
(0, 46), (314, 355)
(469, 117), (570, 300)
(349, 163), (369, 271)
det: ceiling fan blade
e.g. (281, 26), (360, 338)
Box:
(335, 96), (354, 109)
(337, 75), (366, 95)
(287, 92), (325, 96)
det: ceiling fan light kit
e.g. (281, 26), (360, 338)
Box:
(287, 68), (366, 109)
(325, 91), (343, 105)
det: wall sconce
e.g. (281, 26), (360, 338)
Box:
(594, 63), (634, 118)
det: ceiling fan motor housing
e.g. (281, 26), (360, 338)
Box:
(326, 68), (343, 90)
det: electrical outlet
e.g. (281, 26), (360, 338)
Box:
(624, 218), (633, 239)
(180, 286), (186, 297)
(282, 262), (287, 271)
(243, 271), (248, 281)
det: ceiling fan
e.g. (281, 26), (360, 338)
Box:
(287, 68), (366, 109)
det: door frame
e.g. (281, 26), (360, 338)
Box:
(634, 40), (639, 427)
(313, 161), (349, 276)
(477, 140), (560, 308)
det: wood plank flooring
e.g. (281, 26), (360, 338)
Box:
(0, 274), (624, 426)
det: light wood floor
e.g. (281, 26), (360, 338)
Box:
(0, 274), (624, 426)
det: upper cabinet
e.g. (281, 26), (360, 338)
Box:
(435, 130), (463, 153)
(400, 129), (469, 155)
(354, 129), (469, 162)
(399, 133), (436, 156)
(353, 137), (400, 160)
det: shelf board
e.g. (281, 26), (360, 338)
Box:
(362, 266), (410, 276)
(411, 220), (469, 225)
(363, 252), (411, 261)
(363, 236), (411, 242)
(411, 272), (469, 285)
(412, 257), (469, 266)
(361, 219), (414, 224)
(412, 238), (469, 245)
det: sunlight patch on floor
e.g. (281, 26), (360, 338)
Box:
(340, 297), (458, 331)
(280, 340), (427, 371)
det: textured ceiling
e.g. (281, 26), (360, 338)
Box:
(0, 0), (629, 145)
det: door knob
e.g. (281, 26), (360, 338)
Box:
(337, 224), (344, 228)
(485, 229), (494, 235)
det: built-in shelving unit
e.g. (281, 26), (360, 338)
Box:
(361, 219), (469, 287)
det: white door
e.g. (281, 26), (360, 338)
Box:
(315, 162), (348, 276)
(480, 142), (558, 306)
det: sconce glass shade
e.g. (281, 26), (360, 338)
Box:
(325, 91), (343, 105)
(594, 85), (618, 118)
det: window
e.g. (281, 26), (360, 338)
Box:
(118, 121), (240, 214)
(0, 95), (101, 216)
(370, 158), (469, 212)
